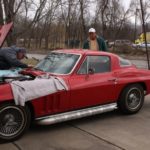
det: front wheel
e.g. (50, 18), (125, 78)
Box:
(118, 84), (144, 114)
(0, 103), (31, 142)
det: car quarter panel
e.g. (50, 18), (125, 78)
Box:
(114, 68), (150, 100)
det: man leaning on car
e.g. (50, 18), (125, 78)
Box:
(0, 45), (28, 70)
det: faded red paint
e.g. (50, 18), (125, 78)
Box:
(1, 50), (150, 118)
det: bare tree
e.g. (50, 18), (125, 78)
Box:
(0, 0), (146, 49)
(95, 0), (109, 37)
(78, 0), (86, 40)
(0, 0), (3, 24)
(2, 0), (23, 45)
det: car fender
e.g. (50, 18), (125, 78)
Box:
(0, 83), (14, 102)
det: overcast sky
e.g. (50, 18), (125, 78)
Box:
(122, 0), (131, 10)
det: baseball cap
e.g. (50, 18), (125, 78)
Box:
(89, 28), (96, 33)
(19, 48), (28, 59)
(19, 48), (26, 53)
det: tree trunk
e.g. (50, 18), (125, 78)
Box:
(79, 0), (86, 40)
(3, 0), (16, 46)
(0, 0), (4, 25)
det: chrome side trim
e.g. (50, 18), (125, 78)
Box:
(36, 103), (117, 125)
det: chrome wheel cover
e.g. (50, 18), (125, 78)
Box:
(0, 106), (25, 137)
(126, 88), (142, 110)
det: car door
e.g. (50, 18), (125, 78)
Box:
(69, 55), (117, 110)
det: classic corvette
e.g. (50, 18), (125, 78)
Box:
(1, 23), (150, 142)
(0, 49), (150, 141)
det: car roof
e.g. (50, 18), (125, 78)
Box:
(52, 49), (118, 58)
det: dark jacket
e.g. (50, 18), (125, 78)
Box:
(83, 36), (108, 51)
(0, 46), (28, 70)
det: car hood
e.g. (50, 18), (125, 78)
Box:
(0, 68), (22, 77)
(0, 68), (45, 84)
(0, 22), (13, 48)
(20, 68), (45, 76)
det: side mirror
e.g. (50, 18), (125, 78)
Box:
(88, 68), (95, 75)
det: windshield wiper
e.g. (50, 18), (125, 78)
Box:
(33, 67), (43, 71)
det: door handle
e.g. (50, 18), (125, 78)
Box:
(108, 78), (118, 82)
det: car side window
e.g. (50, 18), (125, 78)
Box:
(119, 57), (132, 66)
(78, 56), (111, 74)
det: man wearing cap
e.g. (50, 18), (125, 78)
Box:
(83, 28), (107, 51)
(0, 46), (28, 69)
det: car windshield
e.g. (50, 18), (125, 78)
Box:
(35, 52), (80, 74)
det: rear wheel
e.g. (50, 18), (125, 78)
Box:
(0, 103), (31, 141)
(118, 84), (144, 114)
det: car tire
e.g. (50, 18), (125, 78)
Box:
(118, 84), (144, 114)
(0, 103), (31, 142)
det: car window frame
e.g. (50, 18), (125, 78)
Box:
(119, 57), (132, 67)
(77, 55), (112, 75)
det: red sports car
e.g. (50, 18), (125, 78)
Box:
(0, 23), (150, 142)
(0, 49), (150, 141)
